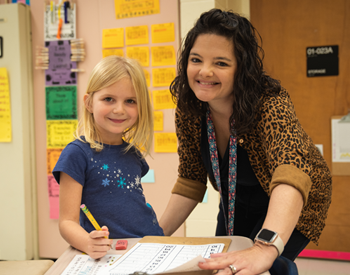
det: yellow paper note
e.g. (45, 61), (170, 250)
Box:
(152, 68), (176, 87)
(151, 46), (176, 66)
(47, 120), (78, 148)
(154, 111), (163, 131)
(144, 69), (150, 87)
(151, 23), (175, 43)
(154, 133), (177, 153)
(153, 89), (176, 110)
(126, 46), (149, 67)
(126, 25), (149, 46)
(102, 28), (124, 48)
(0, 68), (11, 142)
(102, 49), (124, 58)
(114, 0), (160, 19)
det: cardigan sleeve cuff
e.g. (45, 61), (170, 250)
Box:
(172, 177), (207, 202)
(270, 164), (312, 206)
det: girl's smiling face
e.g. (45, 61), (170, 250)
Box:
(187, 34), (237, 107)
(85, 77), (138, 145)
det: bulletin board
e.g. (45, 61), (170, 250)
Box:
(31, 0), (181, 259)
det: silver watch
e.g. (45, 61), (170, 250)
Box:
(254, 228), (284, 256)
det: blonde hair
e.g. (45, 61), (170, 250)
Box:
(75, 56), (153, 157)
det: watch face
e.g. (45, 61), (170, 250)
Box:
(258, 229), (277, 242)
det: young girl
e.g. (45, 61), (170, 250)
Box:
(53, 56), (164, 259)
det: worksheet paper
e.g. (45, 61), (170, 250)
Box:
(61, 242), (225, 275)
(61, 254), (121, 275)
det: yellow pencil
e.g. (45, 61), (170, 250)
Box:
(80, 204), (107, 238)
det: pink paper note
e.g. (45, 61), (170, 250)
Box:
(48, 175), (60, 219)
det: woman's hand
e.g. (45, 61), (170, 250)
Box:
(198, 243), (278, 275)
(201, 183), (302, 274)
(85, 226), (113, 259)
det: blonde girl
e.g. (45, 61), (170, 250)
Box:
(76, 55), (153, 156)
(53, 56), (164, 259)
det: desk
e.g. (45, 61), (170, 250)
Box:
(0, 260), (54, 275)
(44, 236), (270, 275)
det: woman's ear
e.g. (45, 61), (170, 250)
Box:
(84, 94), (93, 113)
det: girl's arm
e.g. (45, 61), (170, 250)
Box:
(59, 172), (112, 259)
(198, 183), (303, 274)
(159, 193), (198, 236)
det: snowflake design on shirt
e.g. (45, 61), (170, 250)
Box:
(117, 177), (126, 189)
(135, 175), (141, 186)
(102, 164), (109, 170)
(102, 178), (110, 187)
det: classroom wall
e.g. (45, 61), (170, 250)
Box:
(0, 3), (36, 261)
(27, 0), (250, 258)
(31, 0), (181, 259)
(3, 0), (321, 261)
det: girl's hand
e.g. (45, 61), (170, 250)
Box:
(85, 226), (113, 259)
(198, 243), (278, 275)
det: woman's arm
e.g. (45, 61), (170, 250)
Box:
(159, 193), (198, 236)
(261, 183), (303, 247)
(198, 183), (303, 274)
(59, 172), (112, 259)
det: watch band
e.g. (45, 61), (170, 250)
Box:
(254, 229), (284, 256)
(270, 233), (284, 256)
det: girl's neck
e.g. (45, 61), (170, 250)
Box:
(103, 140), (124, 146)
(99, 135), (124, 146)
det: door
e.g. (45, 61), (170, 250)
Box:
(250, 0), (350, 255)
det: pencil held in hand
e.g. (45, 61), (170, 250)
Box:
(80, 204), (108, 238)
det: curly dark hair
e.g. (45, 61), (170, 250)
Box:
(170, 8), (281, 136)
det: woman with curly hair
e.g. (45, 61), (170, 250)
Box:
(159, 8), (332, 274)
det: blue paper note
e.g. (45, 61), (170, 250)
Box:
(141, 169), (155, 183)
(202, 190), (208, 203)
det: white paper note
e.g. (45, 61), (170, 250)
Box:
(332, 118), (350, 162)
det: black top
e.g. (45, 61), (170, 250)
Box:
(200, 117), (269, 237)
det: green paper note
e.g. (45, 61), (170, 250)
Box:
(46, 86), (77, 120)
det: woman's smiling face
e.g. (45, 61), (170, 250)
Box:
(186, 33), (237, 106)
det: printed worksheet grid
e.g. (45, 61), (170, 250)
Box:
(110, 243), (166, 274)
(109, 243), (225, 275)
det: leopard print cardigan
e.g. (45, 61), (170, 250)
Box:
(172, 88), (332, 244)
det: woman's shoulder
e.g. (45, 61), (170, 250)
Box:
(261, 87), (290, 104)
(175, 108), (202, 132)
(259, 87), (295, 115)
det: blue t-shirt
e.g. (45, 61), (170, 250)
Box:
(53, 139), (164, 238)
